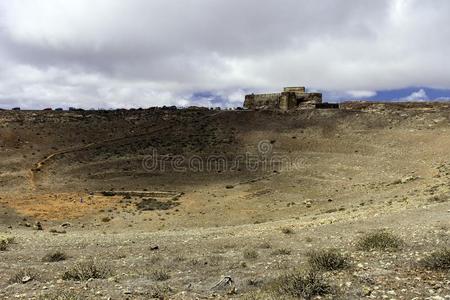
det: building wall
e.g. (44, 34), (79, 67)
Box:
(279, 92), (297, 111)
(244, 93), (280, 109)
(283, 87), (306, 93)
(297, 93), (322, 104)
(244, 88), (322, 111)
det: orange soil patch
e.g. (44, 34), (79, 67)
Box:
(0, 193), (121, 221)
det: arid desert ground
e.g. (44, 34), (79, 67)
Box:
(1, 103), (449, 299)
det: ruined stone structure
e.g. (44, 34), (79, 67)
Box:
(244, 87), (322, 111)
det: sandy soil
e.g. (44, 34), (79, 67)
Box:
(0, 104), (449, 299)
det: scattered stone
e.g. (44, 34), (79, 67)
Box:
(49, 229), (66, 234)
(227, 287), (237, 295)
(401, 175), (419, 184)
(211, 276), (234, 290)
(362, 286), (372, 296)
(387, 290), (396, 296)
(21, 276), (32, 284)
(150, 245), (159, 251)
(34, 222), (43, 230)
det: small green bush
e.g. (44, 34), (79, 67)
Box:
(356, 230), (403, 251)
(307, 249), (349, 271)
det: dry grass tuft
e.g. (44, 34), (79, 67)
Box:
(421, 248), (450, 270)
(241, 291), (279, 300)
(307, 248), (350, 271)
(149, 284), (172, 299)
(0, 236), (15, 251)
(38, 291), (83, 300)
(62, 259), (111, 281)
(268, 269), (332, 299)
(281, 227), (294, 235)
(151, 269), (171, 281)
(356, 230), (403, 251)
(243, 249), (259, 260)
(258, 241), (272, 249)
(271, 248), (292, 256)
(42, 251), (68, 262)
(9, 268), (39, 284)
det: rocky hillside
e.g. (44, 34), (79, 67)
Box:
(0, 103), (449, 299)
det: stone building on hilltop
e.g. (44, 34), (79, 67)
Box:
(244, 87), (322, 111)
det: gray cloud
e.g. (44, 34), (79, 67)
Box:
(0, 0), (449, 109)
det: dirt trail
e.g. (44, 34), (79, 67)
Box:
(27, 111), (224, 189)
(27, 124), (171, 189)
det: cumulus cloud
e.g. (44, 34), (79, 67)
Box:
(401, 89), (428, 101)
(346, 90), (378, 99)
(0, 0), (450, 108)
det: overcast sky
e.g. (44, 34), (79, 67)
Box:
(1, 0), (450, 109)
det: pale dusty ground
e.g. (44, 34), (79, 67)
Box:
(0, 105), (449, 299)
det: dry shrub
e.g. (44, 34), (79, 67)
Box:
(271, 248), (292, 256)
(0, 236), (15, 251)
(151, 269), (170, 281)
(356, 230), (403, 251)
(268, 269), (333, 299)
(421, 248), (450, 270)
(38, 291), (83, 300)
(281, 227), (294, 235)
(307, 249), (350, 271)
(42, 251), (67, 262)
(243, 249), (259, 260)
(9, 268), (39, 284)
(62, 259), (111, 281)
